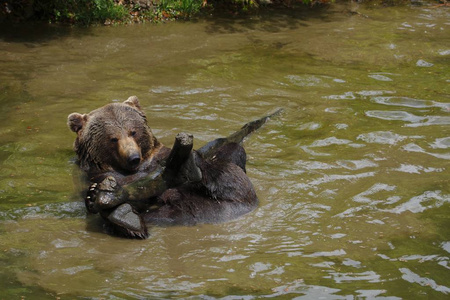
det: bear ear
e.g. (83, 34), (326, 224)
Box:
(67, 113), (87, 133)
(124, 96), (142, 111)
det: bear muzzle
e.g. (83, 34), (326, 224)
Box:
(118, 137), (142, 171)
(127, 153), (141, 168)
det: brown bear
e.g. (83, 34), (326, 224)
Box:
(68, 96), (279, 239)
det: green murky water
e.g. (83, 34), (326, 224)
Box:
(1, 3), (449, 299)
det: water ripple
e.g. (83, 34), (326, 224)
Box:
(301, 137), (364, 156)
(352, 183), (398, 204)
(309, 137), (353, 147)
(405, 116), (450, 127)
(325, 90), (395, 100)
(371, 96), (444, 109)
(286, 75), (330, 87)
(325, 91), (356, 100)
(365, 110), (425, 123)
(430, 137), (450, 149)
(442, 242), (450, 253)
(368, 74), (393, 81)
(336, 159), (378, 170)
(393, 164), (444, 174)
(416, 59), (434, 67)
(304, 249), (346, 257)
(357, 131), (408, 145)
(403, 143), (450, 160)
(334, 183), (401, 218)
(294, 172), (376, 191)
(387, 190), (449, 214)
(330, 271), (381, 283)
(400, 268), (450, 294)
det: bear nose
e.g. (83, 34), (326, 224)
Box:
(127, 153), (141, 167)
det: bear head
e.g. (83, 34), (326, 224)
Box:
(68, 96), (159, 174)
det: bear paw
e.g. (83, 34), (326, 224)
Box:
(85, 182), (99, 213)
(107, 203), (149, 239)
(85, 176), (126, 213)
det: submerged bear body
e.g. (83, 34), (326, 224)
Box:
(68, 96), (275, 238)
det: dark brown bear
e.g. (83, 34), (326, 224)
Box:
(68, 96), (279, 239)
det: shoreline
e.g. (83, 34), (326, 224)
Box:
(0, 0), (433, 26)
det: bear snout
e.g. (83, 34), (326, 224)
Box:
(127, 153), (141, 168)
(118, 136), (142, 171)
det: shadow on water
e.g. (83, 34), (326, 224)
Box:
(0, 22), (92, 43)
(203, 5), (335, 34)
(0, 5), (333, 43)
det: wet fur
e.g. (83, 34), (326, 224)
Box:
(145, 143), (258, 226)
(68, 97), (268, 238)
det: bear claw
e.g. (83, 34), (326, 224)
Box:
(85, 176), (126, 213)
(85, 183), (99, 213)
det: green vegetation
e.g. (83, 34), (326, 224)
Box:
(0, 0), (330, 25)
(159, 0), (204, 18)
(3, 0), (129, 25)
(0, 0), (428, 25)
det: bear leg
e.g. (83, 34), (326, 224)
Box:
(211, 143), (247, 172)
(175, 151), (203, 185)
(107, 203), (149, 239)
(163, 132), (202, 187)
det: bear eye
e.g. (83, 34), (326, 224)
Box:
(110, 137), (118, 143)
(130, 131), (137, 137)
